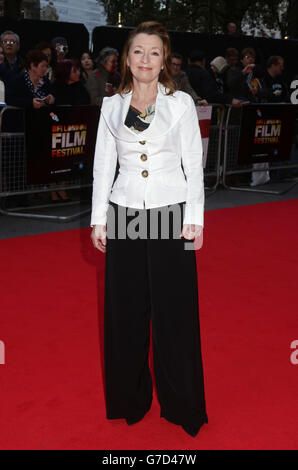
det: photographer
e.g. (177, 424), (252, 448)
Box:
(51, 36), (69, 63)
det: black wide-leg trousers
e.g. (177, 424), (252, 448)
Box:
(104, 201), (208, 430)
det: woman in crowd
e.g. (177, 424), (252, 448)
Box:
(86, 47), (121, 106)
(53, 58), (90, 105)
(80, 50), (94, 84)
(50, 59), (90, 202)
(90, 22), (208, 437)
(35, 41), (57, 83)
(5, 49), (55, 108)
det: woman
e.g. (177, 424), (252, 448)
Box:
(53, 59), (90, 105)
(227, 47), (261, 102)
(90, 22), (208, 437)
(80, 50), (94, 84)
(35, 41), (57, 82)
(51, 59), (90, 201)
(5, 49), (55, 108)
(86, 47), (121, 107)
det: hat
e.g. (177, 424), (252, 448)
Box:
(51, 36), (68, 48)
(210, 56), (228, 74)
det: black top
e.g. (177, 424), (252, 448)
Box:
(5, 71), (53, 108)
(52, 81), (91, 106)
(125, 103), (155, 133)
(262, 71), (290, 103)
(0, 56), (24, 85)
(187, 63), (232, 104)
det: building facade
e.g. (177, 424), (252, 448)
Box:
(0, 0), (41, 19)
(40, 0), (106, 36)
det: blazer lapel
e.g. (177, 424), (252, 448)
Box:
(101, 82), (188, 142)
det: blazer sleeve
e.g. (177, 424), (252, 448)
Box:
(90, 100), (118, 226)
(179, 94), (205, 227)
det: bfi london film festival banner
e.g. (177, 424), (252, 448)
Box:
(25, 105), (100, 184)
(196, 105), (212, 168)
(237, 104), (297, 165)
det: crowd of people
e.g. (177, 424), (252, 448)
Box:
(0, 29), (293, 113)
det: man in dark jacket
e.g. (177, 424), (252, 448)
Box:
(262, 56), (290, 103)
(0, 30), (24, 84)
(170, 53), (207, 105)
(186, 49), (241, 106)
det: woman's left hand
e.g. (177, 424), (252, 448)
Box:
(180, 224), (203, 250)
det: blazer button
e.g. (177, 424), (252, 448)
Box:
(141, 170), (148, 178)
(140, 154), (147, 161)
(139, 140), (146, 145)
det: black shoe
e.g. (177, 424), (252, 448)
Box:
(126, 416), (144, 425)
(181, 423), (200, 437)
(125, 401), (152, 425)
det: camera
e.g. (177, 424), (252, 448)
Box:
(57, 45), (68, 53)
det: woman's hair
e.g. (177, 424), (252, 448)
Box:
(80, 50), (95, 82)
(80, 50), (93, 61)
(96, 47), (118, 68)
(25, 49), (48, 70)
(118, 21), (175, 96)
(240, 47), (256, 60)
(55, 59), (80, 84)
(34, 41), (57, 67)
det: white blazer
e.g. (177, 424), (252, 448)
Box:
(90, 82), (204, 227)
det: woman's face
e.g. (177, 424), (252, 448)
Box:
(241, 53), (255, 67)
(68, 66), (80, 84)
(31, 60), (48, 78)
(81, 52), (93, 70)
(42, 47), (52, 64)
(103, 54), (118, 73)
(127, 33), (164, 85)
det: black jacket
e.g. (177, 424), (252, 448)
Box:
(0, 56), (24, 85)
(186, 64), (232, 104)
(5, 72), (53, 108)
(261, 71), (290, 103)
(52, 81), (90, 106)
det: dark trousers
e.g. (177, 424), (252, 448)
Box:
(104, 201), (208, 429)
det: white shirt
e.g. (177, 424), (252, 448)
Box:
(91, 82), (204, 227)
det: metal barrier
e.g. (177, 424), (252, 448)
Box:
(0, 106), (93, 221)
(221, 104), (298, 195)
(202, 104), (225, 196)
(1, 102), (297, 222)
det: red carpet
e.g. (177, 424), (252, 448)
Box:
(0, 199), (298, 450)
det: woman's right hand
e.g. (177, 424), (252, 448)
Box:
(91, 225), (107, 253)
(33, 98), (45, 109)
(242, 64), (255, 75)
